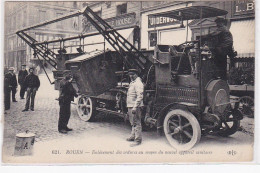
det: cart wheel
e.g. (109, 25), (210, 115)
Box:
(76, 95), (97, 122)
(218, 113), (240, 137)
(238, 96), (254, 118)
(163, 109), (201, 150)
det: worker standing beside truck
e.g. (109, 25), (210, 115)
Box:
(58, 74), (78, 134)
(126, 69), (144, 147)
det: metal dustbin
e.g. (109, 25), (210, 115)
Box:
(14, 131), (35, 156)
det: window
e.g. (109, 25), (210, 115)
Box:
(23, 10), (27, 27)
(82, 2), (88, 7)
(17, 13), (21, 29)
(56, 12), (63, 29)
(39, 10), (47, 28)
(13, 16), (16, 30)
(117, 3), (127, 16)
(149, 31), (157, 47)
(39, 10), (47, 22)
(18, 37), (21, 47)
(73, 2), (77, 8)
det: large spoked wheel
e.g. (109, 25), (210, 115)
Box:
(218, 113), (240, 137)
(163, 109), (201, 150)
(76, 95), (97, 122)
(238, 96), (254, 118)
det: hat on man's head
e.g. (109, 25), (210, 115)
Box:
(214, 17), (227, 24)
(65, 74), (72, 80)
(128, 69), (138, 75)
(29, 67), (34, 71)
(21, 64), (26, 66)
(8, 67), (15, 71)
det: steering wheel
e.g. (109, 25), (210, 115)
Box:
(178, 41), (197, 50)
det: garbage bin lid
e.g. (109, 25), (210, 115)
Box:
(16, 132), (35, 138)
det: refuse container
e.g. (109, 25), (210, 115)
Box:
(14, 131), (35, 156)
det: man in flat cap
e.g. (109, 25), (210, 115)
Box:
(5, 67), (18, 102)
(22, 67), (40, 112)
(58, 74), (78, 134)
(126, 69), (144, 147)
(207, 17), (234, 79)
(18, 64), (28, 99)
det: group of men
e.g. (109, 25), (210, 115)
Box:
(4, 64), (40, 112)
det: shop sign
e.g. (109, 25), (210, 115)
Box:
(234, 0), (254, 16)
(82, 13), (136, 33)
(148, 16), (180, 28)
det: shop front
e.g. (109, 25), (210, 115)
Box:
(229, 0), (255, 86)
(140, 2), (192, 50)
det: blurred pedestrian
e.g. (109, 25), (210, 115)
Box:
(5, 67), (18, 102)
(58, 74), (78, 134)
(22, 67), (40, 112)
(126, 69), (144, 147)
(36, 65), (41, 75)
(18, 64), (28, 99)
(4, 66), (8, 74)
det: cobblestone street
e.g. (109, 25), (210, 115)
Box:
(2, 73), (255, 163)
(2, 73), (129, 157)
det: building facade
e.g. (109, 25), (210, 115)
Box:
(79, 1), (142, 51)
(5, 1), (255, 84)
(4, 1), (82, 71)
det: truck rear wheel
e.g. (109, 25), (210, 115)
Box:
(76, 95), (97, 122)
(163, 109), (201, 150)
(238, 96), (254, 118)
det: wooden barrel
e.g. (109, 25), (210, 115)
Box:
(14, 132), (35, 156)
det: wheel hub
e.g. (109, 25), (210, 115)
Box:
(174, 126), (182, 133)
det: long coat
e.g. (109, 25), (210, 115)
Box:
(18, 70), (28, 85)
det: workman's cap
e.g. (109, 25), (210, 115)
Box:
(29, 67), (34, 71)
(21, 64), (26, 66)
(128, 69), (138, 75)
(8, 67), (15, 71)
(215, 17), (227, 24)
(65, 74), (72, 80)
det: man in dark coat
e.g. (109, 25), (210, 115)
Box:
(4, 71), (11, 110)
(5, 67), (18, 102)
(22, 67), (40, 112)
(206, 17), (234, 79)
(18, 64), (28, 99)
(58, 74), (78, 134)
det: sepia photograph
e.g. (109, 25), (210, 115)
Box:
(1, 0), (256, 164)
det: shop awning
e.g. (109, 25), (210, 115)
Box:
(230, 19), (255, 58)
(65, 50), (110, 63)
(149, 6), (228, 21)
